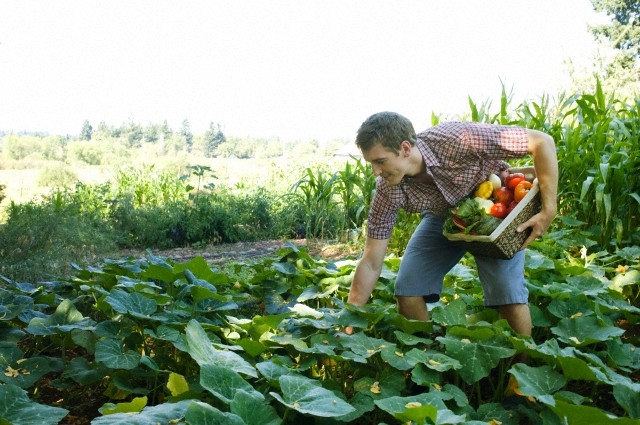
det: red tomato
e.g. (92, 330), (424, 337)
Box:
(490, 202), (508, 219)
(514, 181), (533, 202)
(505, 173), (525, 190)
(493, 186), (514, 206)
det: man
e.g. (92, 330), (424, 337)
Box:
(347, 111), (558, 337)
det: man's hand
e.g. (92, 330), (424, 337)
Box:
(342, 326), (354, 335)
(517, 209), (555, 249)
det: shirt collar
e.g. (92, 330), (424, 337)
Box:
(416, 138), (440, 167)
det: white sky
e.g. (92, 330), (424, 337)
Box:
(0, 0), (605, 141)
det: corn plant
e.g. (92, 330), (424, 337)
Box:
(290, 167), (341, 240)
(334, 158), (376, 234)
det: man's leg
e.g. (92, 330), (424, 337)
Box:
(395, 213), (465, 320)
(397, 296), (430, 321)
(498, 303), (532, 336)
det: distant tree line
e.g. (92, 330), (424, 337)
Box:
(0, 118), (350, 165)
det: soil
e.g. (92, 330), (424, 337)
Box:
(116, 238), (360, 264)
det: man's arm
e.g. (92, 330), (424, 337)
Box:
(518, 129), (558, 248)
(347, 237), (389, 306)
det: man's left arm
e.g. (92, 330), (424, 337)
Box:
(517, 129), (558, 249)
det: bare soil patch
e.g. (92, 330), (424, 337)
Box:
(116, 239), (360, 264)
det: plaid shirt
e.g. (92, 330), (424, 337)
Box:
(367, 121), (530, 239)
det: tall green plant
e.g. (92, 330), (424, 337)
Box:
(555, 82), (639, 247)
(290, 167), (341, 240)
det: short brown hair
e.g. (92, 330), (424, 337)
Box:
(355, 111), (417, 153)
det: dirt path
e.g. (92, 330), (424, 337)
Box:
(117, 239), (359, 264)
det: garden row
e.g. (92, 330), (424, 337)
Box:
(0, 237), (638, 423)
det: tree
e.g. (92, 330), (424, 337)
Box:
(80, 120), (93, 141)
(125, 120), (143, 148)
(203, 122), (226, 157)
(590, 0), (640, 59)
(143, 123), (159, 143)
(577, 0), (640, 97)
(181, 119), (193, 153)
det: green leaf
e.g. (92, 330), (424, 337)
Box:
(417, 352), (462, 373)
(167, 372), (190, 397)
(200, 363), (263, 404)
(25, 299), (94, 335)
(0, 356), (62, 388)
(185, 320), (257, 378)
(0, 383), (68, 425)
(613, 383), (640, 419)
(374, 395), (438, 424)
(230, 389), (281, 425)
(551, 316), (625, 346)
(184, 401), (246, 425)
(269, 374), (355, 417)
(437, 328), (515, 384)
(609, 269), (640, 292)
(393, 330), (433, 346)
(255, 361), (291, 383)
(63, 357), (107, 385)
(91, 399), (192, 425)
(99, 396), (147, 415)
(509, 364), (567, 405)
(431, 298), (468, 327)
(95, 338), (141, 369)
(0, 290), (33, 321)
(549, 398), (640, 425)
(339, 332), (393, 359)
(105, 289), (158, 319)
(380, 346), (424, 371)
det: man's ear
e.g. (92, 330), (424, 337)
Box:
(400, 140), (412, 157)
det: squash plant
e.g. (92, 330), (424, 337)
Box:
(0, 237), (638, 424)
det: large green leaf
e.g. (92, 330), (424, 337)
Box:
(230, 389), (281, 425)
(609, 269), (640, 292)
(0, 356), (62, 388)
(613, 383), (640, 419)
(185, 320), (257, 378)
(380, 346), (425, 371)
(374, 395), (439, 424)
(509, 364), (566, 405)
(199, 363), (262, 404)
(430, 298), (468, 327)
(63, 357), (108, 385)
(25, 299), (95, 335)
(184, 401), (246, 425)
(551, 316), (626, 346)
(269, 374), (355, 417)
(437, 327), (515, 384)
(549, 398), (640, 425)
(91, 399), (192, 425)
(0, 289), (33, 321)
(255, 360), (291, 383)
(95, 338), (141, 369)
(0, 383), (68, 425)
(339, 332), (393, 359)
(105, 289), (158, 319)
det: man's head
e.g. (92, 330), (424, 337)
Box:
(356, 112), (419, 186)
(355, 111), (417, 154)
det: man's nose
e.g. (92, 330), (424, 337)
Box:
(371, 164), (381, 176)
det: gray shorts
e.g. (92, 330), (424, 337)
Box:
(394, 212), (529, 306)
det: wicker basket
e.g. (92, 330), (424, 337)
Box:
(443, 167), (541, 259)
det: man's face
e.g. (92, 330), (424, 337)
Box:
(362, 142), (409, 186)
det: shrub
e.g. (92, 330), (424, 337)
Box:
(37, 163), (78, 188)
(0, 193), (117, 282)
